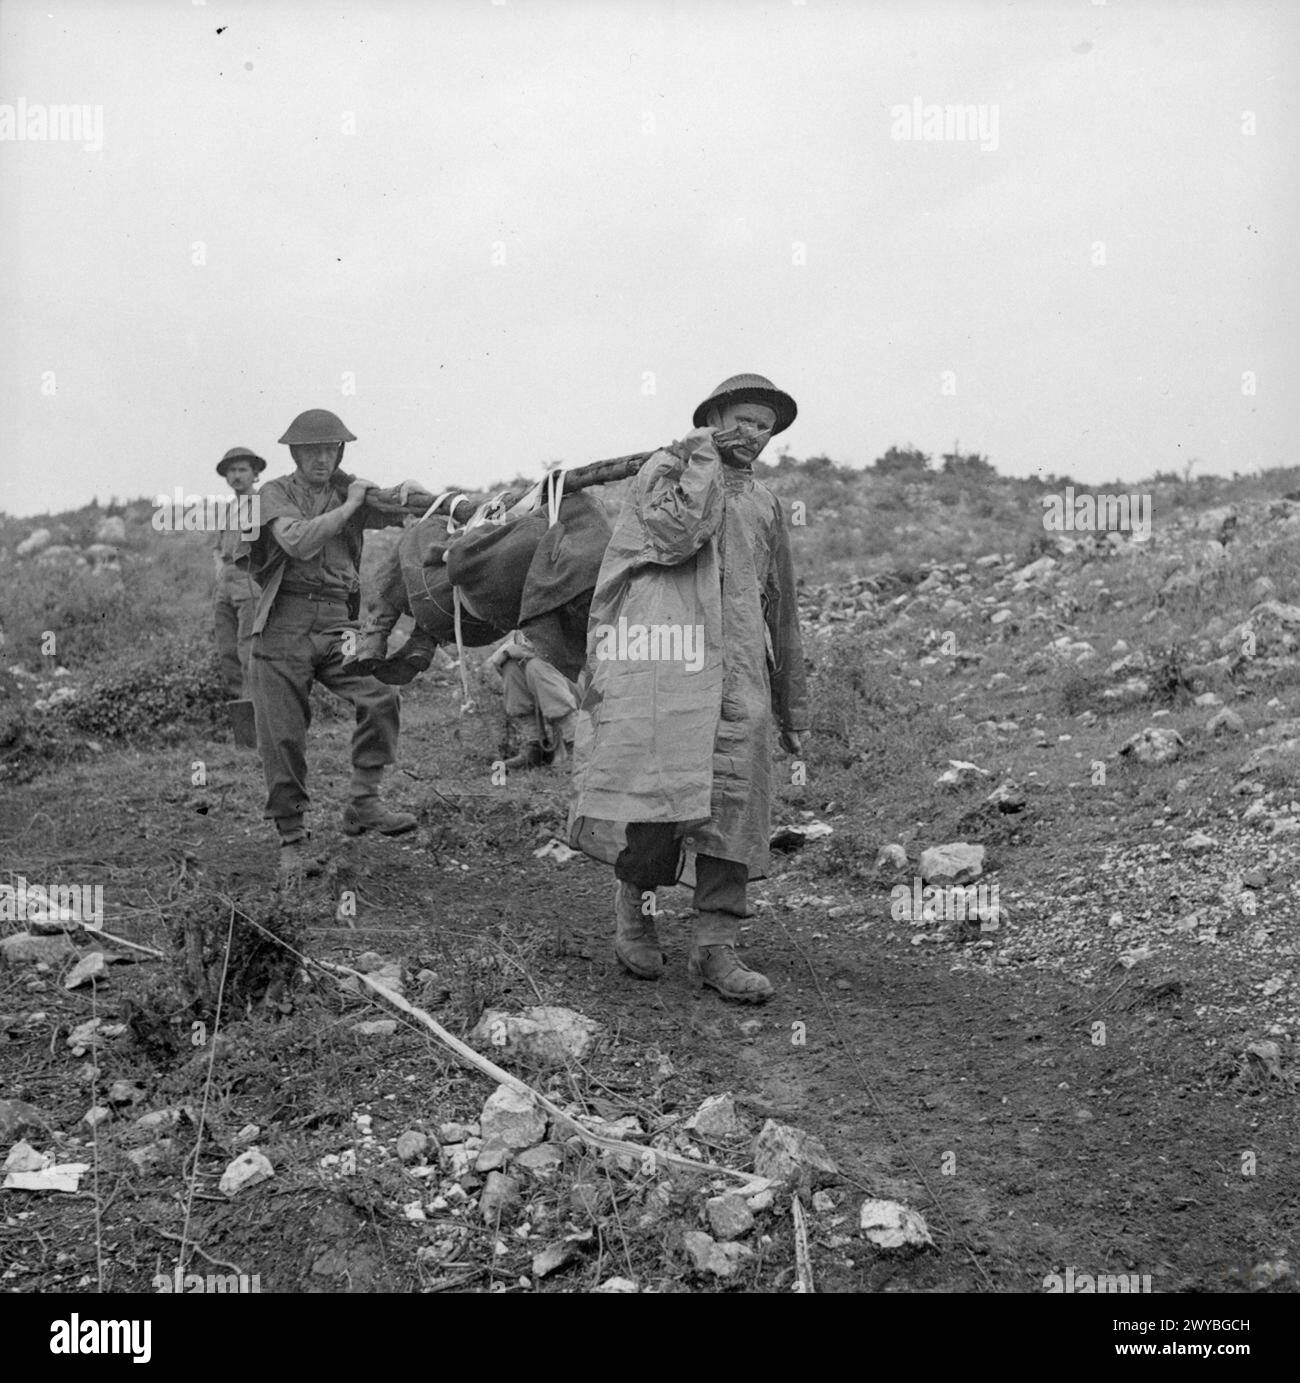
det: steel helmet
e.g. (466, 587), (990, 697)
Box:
(216, 446), (267, 477)
(277, 409), (357, 446)
(692, 374), (797, 435)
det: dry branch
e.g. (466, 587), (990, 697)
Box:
(322, 961), (771, 1197)
(791, 1193), (814, 1293)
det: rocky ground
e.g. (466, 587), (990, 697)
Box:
(2, 487), (1299, 1293)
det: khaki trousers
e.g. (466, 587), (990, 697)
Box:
(500, 655), (579, 728)
(249, 592), (400, 829)
(614, 821), (748, 946)
(214, 591), (256, 698)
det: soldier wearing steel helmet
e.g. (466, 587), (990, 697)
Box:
(569, 374), (809, 1003)
(212, 446), (265, 700)
(240, 409), (417, 879)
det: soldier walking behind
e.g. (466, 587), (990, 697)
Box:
(212, 446), (264, 700)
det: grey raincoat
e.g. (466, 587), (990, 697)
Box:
(569, 429), (808, 880)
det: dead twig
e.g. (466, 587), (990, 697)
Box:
(791, 1194), (814, 1294)
(216, 897), (772, 1195)
(320, 960), (770, 1195)
(145, 1227), (245, 1276)
(78, 924), (165, 960)
(426, 1267), (487, 1291)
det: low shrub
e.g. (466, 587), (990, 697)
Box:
(64, 632), (227, 741)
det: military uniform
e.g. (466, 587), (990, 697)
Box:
(488, 630), (579, 766)
(238, 412), (415, 858)
(569, 375), (808, 1000)
(212, 503), (260, 698)
(211, 447), (265, 700)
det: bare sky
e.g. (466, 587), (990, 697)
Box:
(1, 0), (1295, 517)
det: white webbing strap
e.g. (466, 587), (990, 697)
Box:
(452, 586), (474, 715)
(545, 467), (567, 527)
(419, 490), (454, 524)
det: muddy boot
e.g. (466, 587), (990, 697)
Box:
(342, 767), (418, 837)
(548, 737), (576, 767)
(546, 713), (576, 767)
(613, 879), (664, 979)
(503, 741), (546, 771)
(688, 938), (773, 1003)
(370, 629), (439, 686)
(342, 800), (419, 836)
(342, 629), (392, 677)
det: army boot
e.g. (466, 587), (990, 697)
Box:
(342, 767), (418, 837)
(503, 741), (545, 770)
(613, 879), (664, 979)
(502, 713), (546, 770)
(688, 914), (773, 1002)
(547, 712), (576, 767)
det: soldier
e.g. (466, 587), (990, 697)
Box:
(212, 447), (264, 700)
(241, 409), (417, 879)
(487, 629), (579, 769)
(570, 374), (808, 1003)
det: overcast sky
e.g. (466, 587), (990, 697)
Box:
(1, 0), (1296, 517)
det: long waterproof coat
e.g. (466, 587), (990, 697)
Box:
(569, 430), (808, 880)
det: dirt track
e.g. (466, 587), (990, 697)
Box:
(2, 673), (1295, 1293)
